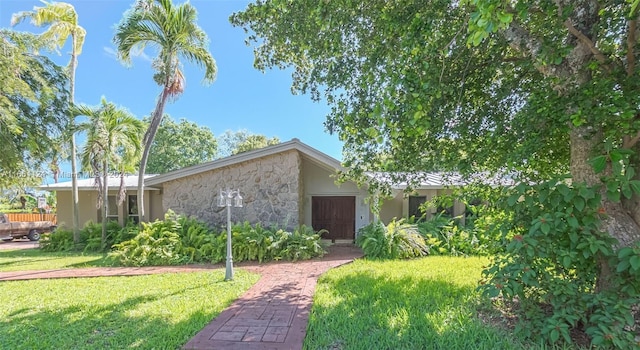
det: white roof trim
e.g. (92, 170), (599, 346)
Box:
(38, 175), (160, 192)
(146, 138), (344, 186)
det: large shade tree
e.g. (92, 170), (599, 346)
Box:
(12, 0), (86, 241)
(0, 29), (68, 189)
(114, 0), (217, 222)
(74, 98), (143, 247)
(146, 115), (218, 174)
(232, 0), (640, 251)
(232, 0), (640, 346)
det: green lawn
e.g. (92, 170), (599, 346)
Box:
(0, 248), (111, 272)
(0, 270), (259, 349)
(304, 256), (530, 350)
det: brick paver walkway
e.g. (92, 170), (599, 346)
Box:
(183, 245), (362, 350)
(0, 244), (363, 350)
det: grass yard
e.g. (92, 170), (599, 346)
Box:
(0, 270), (259, 349)
(304, 256), (530, 350)
(0, 248), (111, 272)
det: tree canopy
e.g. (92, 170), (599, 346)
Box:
(146, 115), (218, 173)
(0, 29), (69, 189)
(231, 0), (640, 238)
(217, 129), (280, 157)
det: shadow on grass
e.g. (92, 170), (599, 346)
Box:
(0, 275), (246, 350)
(303, 268), (525, 350)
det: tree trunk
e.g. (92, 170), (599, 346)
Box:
(137, 87), (170, 223)
(570, 126), (640, 290)
(70, 35), (80, 242)
(102, 159), (108, 250)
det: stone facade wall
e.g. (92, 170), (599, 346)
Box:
(161, 150), (301, 229)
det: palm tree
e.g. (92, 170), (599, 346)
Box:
(12, 1), (86, 242)
(73, 98), (144, 248)
(114, 0), (217, 222)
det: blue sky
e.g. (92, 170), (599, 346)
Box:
(0, 0), (343, 182)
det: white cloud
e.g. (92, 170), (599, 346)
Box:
(103, 46), (117, 59)
(103, 46), (152, 63)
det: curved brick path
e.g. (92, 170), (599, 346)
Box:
(0, 245), (363, 350)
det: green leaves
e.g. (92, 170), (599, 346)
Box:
(356, 220), (429, 259)
(146, 115), (218, 173)
(479, 179), (640, 348)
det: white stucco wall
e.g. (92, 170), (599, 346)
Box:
(301, 158), (371, 234)
(54, 189), (158, 229)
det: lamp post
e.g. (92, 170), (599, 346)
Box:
(218, 189), (242, 281)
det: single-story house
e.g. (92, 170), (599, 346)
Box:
(40, 139), (467, 241)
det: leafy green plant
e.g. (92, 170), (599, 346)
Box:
(40, 220), (136, 253)
(108, 212), (326, 266)
(415, 207), (506, 257)
(40, 229), (75, 252)
(271, 225), (327, 261)
(480, 179), (640, 348)
(356, 219), (429, 259)
(109, 215), (185, 267)
(231, 222), (276, 263)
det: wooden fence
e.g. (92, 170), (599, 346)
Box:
(5, 213), (57, 224)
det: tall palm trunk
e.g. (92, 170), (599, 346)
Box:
(102, 158), (108, 249)
(137, 87), (170, 223)
(70, 34), (80, 243)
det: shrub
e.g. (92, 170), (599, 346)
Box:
(108, 212), (327, 266)
(40, 229), (75, 252)
(356, 219), (429, 259)
(109, 215), (186, 267)
(415, 209), (506, 256)
(480, 179), (640, 348)
(230, 223), (326, 263)
(231, 222), (276, 262)
(271, 225), (326, 261)
(40, 220), (131, 253)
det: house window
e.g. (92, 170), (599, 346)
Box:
(127, 195), (139, 224)
(97, 196), (118, 223)
(408, 196), (427, 219)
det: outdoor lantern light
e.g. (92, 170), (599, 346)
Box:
(217, 189), (243, 281)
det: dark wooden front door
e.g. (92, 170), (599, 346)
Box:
(312, 196), (355, 241)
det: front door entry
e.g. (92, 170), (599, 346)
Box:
(311, 196), (355, 241)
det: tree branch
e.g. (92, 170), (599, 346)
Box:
(623, 130), (640, 149)
(563, 19), (611, 73)
(627, 18), (637, 76)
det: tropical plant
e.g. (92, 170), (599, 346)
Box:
(110, 218), (186, 267)
(108, 212), (327, 266)
(40, 220), (133, 253)
(73, 98), (144, 247)
(12, 0), (85, 242)
(356, 219), (429, 259)
(113, 0), (217, 222)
